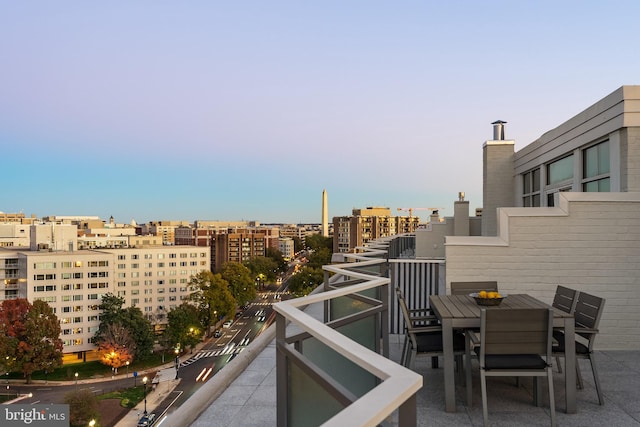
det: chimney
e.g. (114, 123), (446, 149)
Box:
(492, 120), (507, 140)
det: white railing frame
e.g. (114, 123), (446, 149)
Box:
(273, 241), (422, 426)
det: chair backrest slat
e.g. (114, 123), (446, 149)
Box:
(395, 287), (411, 324)
(573, 291), (605, 334)
(481, 308), (552, 356)
(552, 285), (578, 314)
(450, 281), (498, 295)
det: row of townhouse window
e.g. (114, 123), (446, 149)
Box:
(33, 261), (110, 269)
(117, 287), (181, 295)
(116, 280), (188, 288)
(522, 140), (610, 207)
(34, 272), (109, 280)
(129, 294), (187, 305)
(116, 270), (199, 278)
(116, 252), (207, 260)
(116, 260), (205, 268)
(33, 293), (104, 302)
(33, 254), (206, 271)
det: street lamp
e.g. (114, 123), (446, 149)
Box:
(126, 361), (130, 378)
(74, 372), (78, 390)
(142, 376), (148, 415)
(89, 419), (96, 427)
(189, 328), (194, 353)
(174, 348), (179, 380)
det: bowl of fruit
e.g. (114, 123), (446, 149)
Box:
(470, 290), (505, 306)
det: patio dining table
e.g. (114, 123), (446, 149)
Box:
(429, 293), (576, 413)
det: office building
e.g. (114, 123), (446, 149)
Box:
(333, 206), (421, 253)
(0, 220), (210, 360)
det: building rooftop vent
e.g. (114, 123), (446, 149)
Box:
(492, 120), (507, 140)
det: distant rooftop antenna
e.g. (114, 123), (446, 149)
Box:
(492, 120), (507, 140)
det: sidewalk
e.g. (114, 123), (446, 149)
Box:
(113, 367), (182, 427)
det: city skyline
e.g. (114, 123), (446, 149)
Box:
(2, 2), (639, 224)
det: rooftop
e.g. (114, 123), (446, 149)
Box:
(187, 330), (640, 426)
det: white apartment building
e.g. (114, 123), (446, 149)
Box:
(1, 229), (209, 360)
(278, 237), (295, 260)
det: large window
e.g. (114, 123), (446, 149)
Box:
(522, 168), (541, 207)
(547, 155), (574, 185)
(582, 140), (610, 192)
(546, 155), (575, 207)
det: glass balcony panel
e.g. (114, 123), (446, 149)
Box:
(288, 360), (343, 426)
(302, 319), (378, 398)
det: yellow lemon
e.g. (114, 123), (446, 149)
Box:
(487, 291), (498, 299)
(478, 290), (488, 298)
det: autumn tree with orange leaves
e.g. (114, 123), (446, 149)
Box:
(0, 298), (63, 383)
(97, 323), (135, 372)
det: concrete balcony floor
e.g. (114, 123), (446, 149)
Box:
(190, 331), (640, 426)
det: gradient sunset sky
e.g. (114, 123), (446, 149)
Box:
(2, 2), (639, 224)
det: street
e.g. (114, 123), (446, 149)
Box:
(3, 290), (284, 425)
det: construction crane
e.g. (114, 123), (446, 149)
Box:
(396, 207), (445, 219)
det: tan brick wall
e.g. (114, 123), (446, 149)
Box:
(626, 127), (640, 191)
(445, 192), (640, 350)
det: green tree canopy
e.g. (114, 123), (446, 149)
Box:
(292, 236), (303, 253)
(188, 270), (236, 331)
(265, 247), (288, 273)
(307, 247), (332, 269)
(244, 256), (279, 283)
(287, 266), (324, 297)
(165, 303), (203, 352)
(95, 293), (154, 362)
(305, 234), (333, 251)
(221, 262), (256, 306)
(0, 298), (63, 383)
(65, 389), (100, 427)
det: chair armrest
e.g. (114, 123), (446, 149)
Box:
(557, 327), (599, 336)
(408, 325), (442, 334)
(575, 327), (599, 334)
(408, 308), (435, 317)
(409, 314), (438, 321)
(408, 313), (440, 327)
(408, 307), (433, 313)
(466, 330), (480, 345)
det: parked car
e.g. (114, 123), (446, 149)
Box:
(137, 413), (156, 427)
(213, 330), (221, 338)
(222, 320), (233, 328)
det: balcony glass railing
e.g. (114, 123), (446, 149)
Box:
(273, 238), (422, 426)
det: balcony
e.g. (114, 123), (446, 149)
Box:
(166, 235), (640, 426)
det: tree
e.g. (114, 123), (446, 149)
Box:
(188, 271), (235, 333)
(288, 266), (324, 297)
(292, 236), (303, 253)
(65, 389), (100, 427)
(0, 302), (20, 373)
(0, 299), (63, 383)
(221, 262), (256, 306)
(265, 247), (287, 273)
(164, 303), (203, 352)
(94, 293), (154, 363)
(121, 306), (155, 360)
(305, 234), (333, 251)
(97, 323), (135, 372)
(244, 256), (279, 283)
(307, 247), (332, 269)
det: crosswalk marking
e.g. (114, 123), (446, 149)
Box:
(178, 347), (246, 367)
